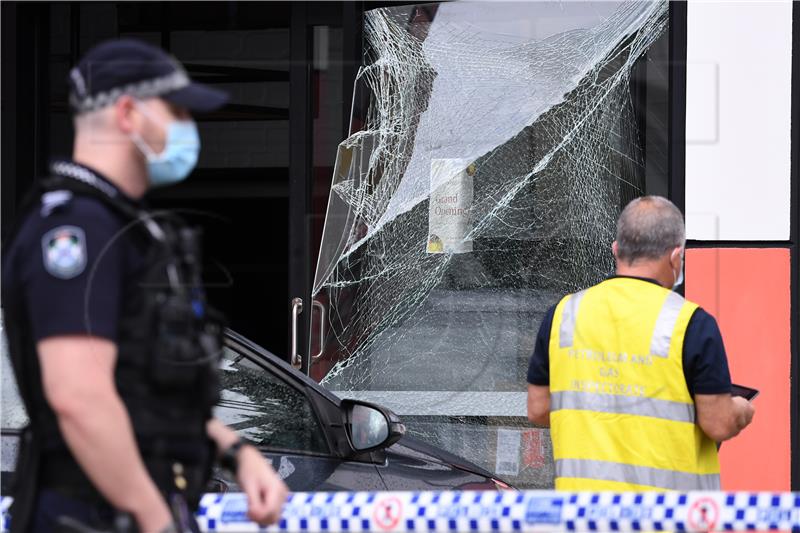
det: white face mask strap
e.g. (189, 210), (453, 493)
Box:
(130, 130), (159, 160)
(130, 99), (165, 160)
(134, 98), (164, 125)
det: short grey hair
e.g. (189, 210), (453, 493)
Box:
(615, 196), (685, 263)
(73, 104), (114, 132)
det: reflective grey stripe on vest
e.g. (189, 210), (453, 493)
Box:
(556, 458), (721, 491)
(550, 390), (695, 423)
(650, 291), (686, 358)
(559, 290), (587, 348)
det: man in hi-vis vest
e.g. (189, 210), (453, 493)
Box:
(527, 196), (754, 491)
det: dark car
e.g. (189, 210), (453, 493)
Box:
(0, 329), (513, 494)
(211, 330), (513, 492)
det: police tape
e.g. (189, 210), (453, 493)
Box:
(2, 491), (800, 532)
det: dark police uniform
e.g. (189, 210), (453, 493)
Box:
(2, 161), (224, 532)
(1, 38), (229, 533)
(527, 275), (733, 396)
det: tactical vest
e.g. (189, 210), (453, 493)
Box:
(548, 277), (721, 491)
(2, 163), (223, 506)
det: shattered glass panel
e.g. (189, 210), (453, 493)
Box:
(215, 347), (328, 454)
(311, 1), (668, 488)
(1, 314), (26, 478)
(0, 316), (26, 432)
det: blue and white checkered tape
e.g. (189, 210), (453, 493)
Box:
(2, 491), (799, 532)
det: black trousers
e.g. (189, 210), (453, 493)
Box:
(29, 489), (200, 533)
(30, 490), (116, 533)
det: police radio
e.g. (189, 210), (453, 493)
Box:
(150, 224), (223, 404)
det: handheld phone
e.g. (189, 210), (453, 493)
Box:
(731, 383), (759, 401)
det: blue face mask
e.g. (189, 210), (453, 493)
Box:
(130, 105), (200, 187)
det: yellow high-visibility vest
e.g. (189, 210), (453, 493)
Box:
(549, 277), (720, 491)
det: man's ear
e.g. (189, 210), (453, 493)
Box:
(665, 246), (678, 274)
(114, 95), (138, 134)
(670, 246), (683, 269)
(611, 241), (619, 259)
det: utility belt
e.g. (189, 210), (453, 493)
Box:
(38, 450), (210, 508)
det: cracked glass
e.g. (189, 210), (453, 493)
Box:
(215, 346), (329, 454)
(310, 0), (669, 488)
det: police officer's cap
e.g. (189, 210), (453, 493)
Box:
(68, 38), (229, 115)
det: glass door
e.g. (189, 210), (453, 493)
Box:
(308, 1), (671, 488)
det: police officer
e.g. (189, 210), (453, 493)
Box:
(2, 39), (287, 532)
(526, 196), (755, 490)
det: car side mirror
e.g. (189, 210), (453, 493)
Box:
(342, 400), (405, 453)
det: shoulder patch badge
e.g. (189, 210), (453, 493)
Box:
(41, 225), (87, 279)
(40, 190), (74, 217)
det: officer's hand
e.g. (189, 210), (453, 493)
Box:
(236, 445), (289, 525)
(131, 489), (173, 532)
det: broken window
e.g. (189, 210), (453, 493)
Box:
(217, 347), (329, 454)
(310, 1), (669, 488)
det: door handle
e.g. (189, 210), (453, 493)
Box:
(311, 300), (326, 362)
(290, 297), (303, 369)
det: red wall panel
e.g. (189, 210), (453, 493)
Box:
(686, 248), (791, 490)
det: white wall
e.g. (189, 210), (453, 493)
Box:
(685, 0), (793, 241)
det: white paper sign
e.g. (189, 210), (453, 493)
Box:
(427, 159), (474, 254)
(495, 428), (522, 476)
